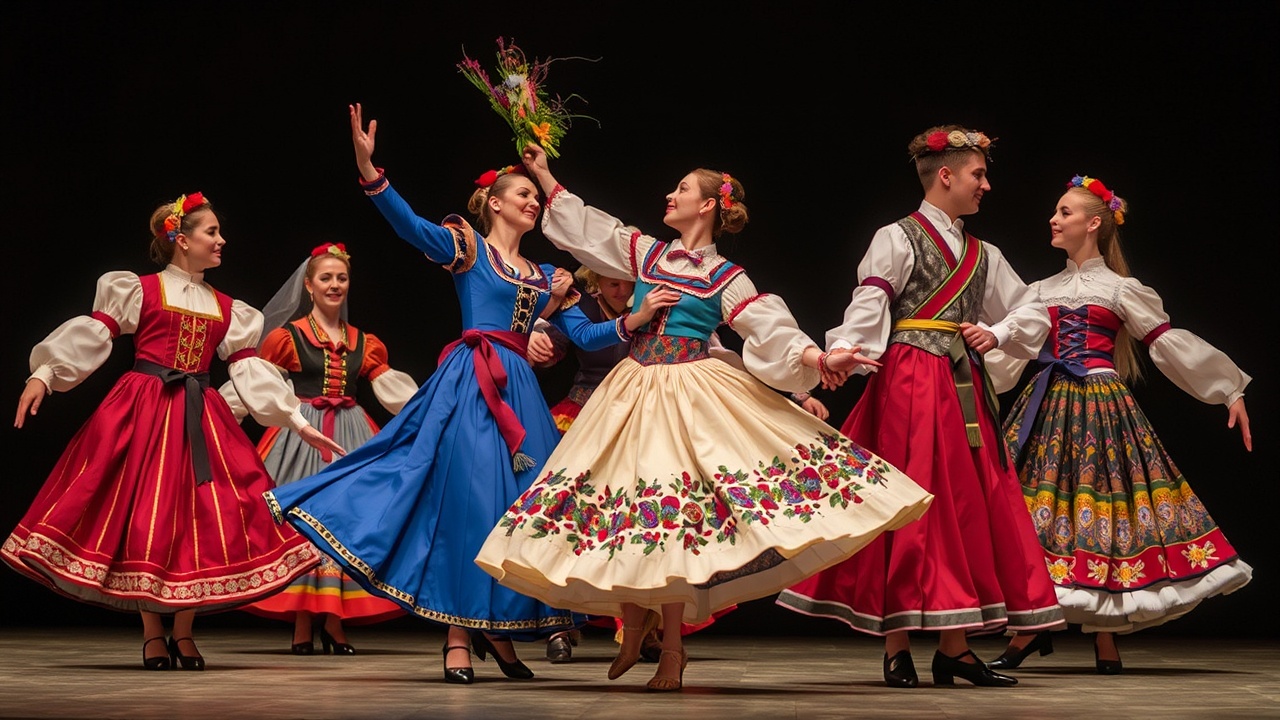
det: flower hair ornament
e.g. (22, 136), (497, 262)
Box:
(163, 192), (209, 242)
(474, 165), (525, 188)
(457, 37), (599, 158)
(914, 130), (995, 160)
(1068, 174), (1126, 226)
(311, 242), (351, 261)
(718, 173), (735, 211)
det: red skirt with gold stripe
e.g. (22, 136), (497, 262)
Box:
(2, 370), (319, 613)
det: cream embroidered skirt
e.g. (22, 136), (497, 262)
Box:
(475, 355), (934, 624)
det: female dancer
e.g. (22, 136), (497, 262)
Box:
(6, 192), (343, 670)
(985, 175), (1253, 674)
(265, 104), (679, 685)
(224, 242), (416, 654)
(530, 269), (766, 663)
(475, 143), (935, 691)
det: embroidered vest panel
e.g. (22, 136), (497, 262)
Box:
(633, 241), (738, 340)
(134, 273), (233, 373)
(888, 218), (989, 356)
(287, 322), (366, 398)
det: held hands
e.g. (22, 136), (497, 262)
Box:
(549, 268), (573, 303)
(818, 347), (881, 390)
(349, 103), (380, 182)
(298, 425), (346, 458)
(959, 322), (998, 355)
(539, 268), (575, 321)
(14, 377), (49, 429)
(1227, 397), (1252, 452)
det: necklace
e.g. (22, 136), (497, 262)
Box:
(307, 313), (348, 348)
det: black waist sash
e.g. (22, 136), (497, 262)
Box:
(133, 360), (213, 484)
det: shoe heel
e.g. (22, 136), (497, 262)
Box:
(1039, 633), (1054, 657)
(167, 636), (205, 671)
(931, 669), (954, 685)
(318, 627), (356, 655)
(470, 630), (534, 680)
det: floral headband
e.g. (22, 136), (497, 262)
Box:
(1068, 175), (1126, 226)
(718, 173), (735, 211)
(474, 165), (525, 188)
(915, 129), (994, 159)
(310, 242), (351, 261)
(162, 192), (209, 242)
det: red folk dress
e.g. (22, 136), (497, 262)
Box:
(3, 269), (320, 613)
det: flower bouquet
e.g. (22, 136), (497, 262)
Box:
(457, 37), (597, 158)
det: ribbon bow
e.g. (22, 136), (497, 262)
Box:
(666, 249), (704, 266)
(306, 396), (358, 462)
(437, 329), (537, 472)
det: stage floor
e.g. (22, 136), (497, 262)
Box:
(1, 625), (1276, 719)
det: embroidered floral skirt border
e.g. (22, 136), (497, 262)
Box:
(476, 356), (934, 625)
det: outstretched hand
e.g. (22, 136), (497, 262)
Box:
(1227, 397), (1252, 451)
(15, 377), (48, 429)
(819, 347), (881, 390)
(349, 103), (379, 181)
(298, 425), (346, 458)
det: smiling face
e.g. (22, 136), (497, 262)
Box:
(596, 276), (635, 314)
(662, 172), (717, 232)
(1049, 189), (1102, 256)
(488, 174), (542, 232)
(178, 209), (225, 271)
(305, 256), (351, 315)
(947, 152), (991, 217)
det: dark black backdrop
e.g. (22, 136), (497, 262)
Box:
(3, 3), (1275, 637)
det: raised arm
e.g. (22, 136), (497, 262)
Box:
(350, 103), (473, 266)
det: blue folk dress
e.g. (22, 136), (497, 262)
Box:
(266, 173), (628, 637)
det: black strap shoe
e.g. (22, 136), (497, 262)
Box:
(883, 650), (919, 688)
(931, 649), (1017, 687)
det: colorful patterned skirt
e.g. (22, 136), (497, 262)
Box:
(476, 344), (934, 625)
(2, 372), (319, 614)
(242, 402), (404, 625)
(777, 344), (1066, 635)
(1002, 369), (1252, 633)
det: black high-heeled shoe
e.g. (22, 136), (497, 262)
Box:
(319, 627), (356, 656)
(441, 642), (474, 684)
(931, 649), (1017, 687)
(883, 650), (918, 688)
(167, 636), (205, 671)
(1094, 636), (1123, 675)
(291, 629), (314, 655)
(986, 630), (1054, 670)
(471, 631), (534, 680)
(142, 636), (171, 670)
